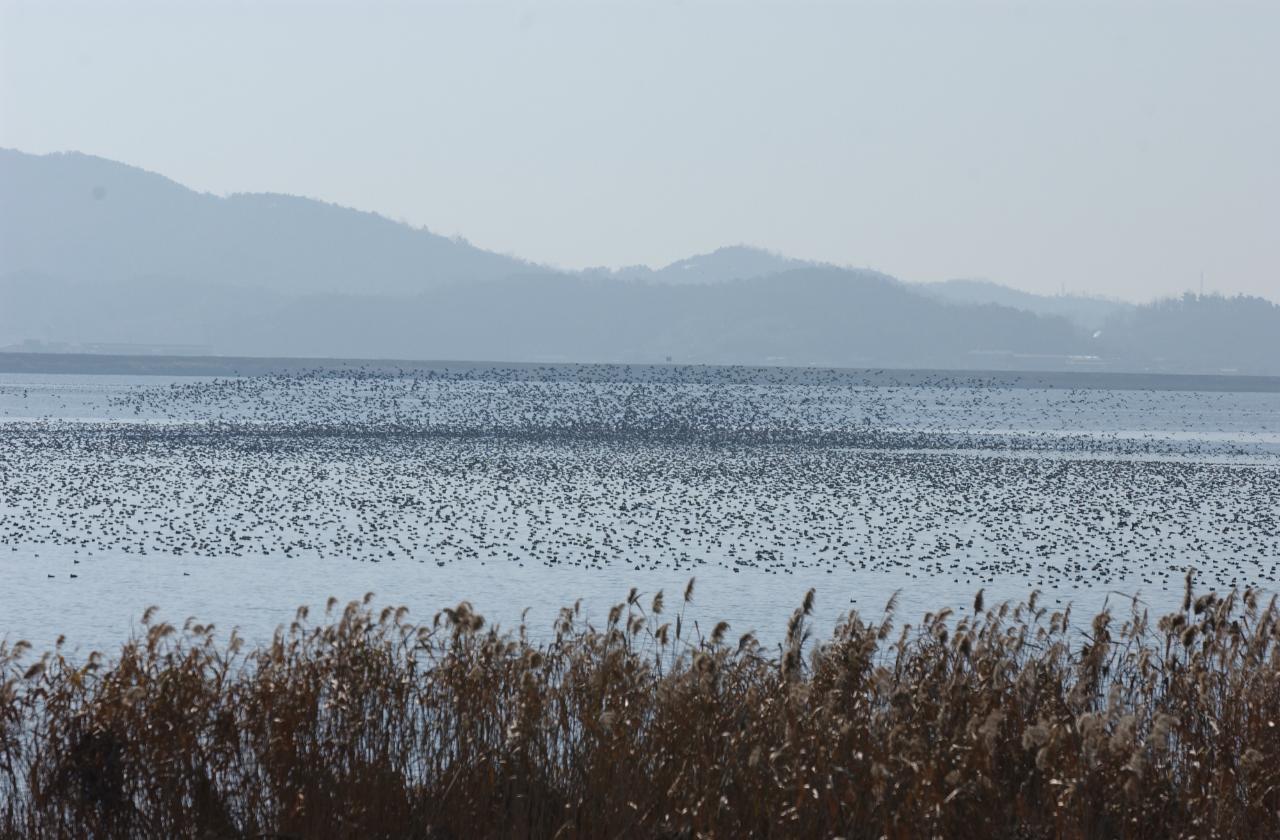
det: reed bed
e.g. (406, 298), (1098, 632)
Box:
(2, 572), (1278, 839)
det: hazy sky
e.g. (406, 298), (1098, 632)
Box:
(2, 0), (1277, 302)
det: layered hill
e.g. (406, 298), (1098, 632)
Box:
(2, 148), (1276, 374)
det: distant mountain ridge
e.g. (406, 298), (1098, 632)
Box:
(0, 148), (542, 296)
(2, 148), (1277, 375)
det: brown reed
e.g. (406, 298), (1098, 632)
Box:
(2, 577), (1278, 839)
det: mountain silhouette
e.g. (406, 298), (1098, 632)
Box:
(0, 148), (540, 296)
(2, 148), (1277, 375)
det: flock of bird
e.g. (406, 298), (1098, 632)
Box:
(1, 363), (1277, 601)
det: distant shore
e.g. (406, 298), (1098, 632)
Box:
(2, 350), (1280, 392)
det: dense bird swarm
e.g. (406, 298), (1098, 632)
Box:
(2, 574), (1278, 838)
(4, 367), (1278, 596)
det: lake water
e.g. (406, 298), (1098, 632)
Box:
(2, 364), (1278, 655)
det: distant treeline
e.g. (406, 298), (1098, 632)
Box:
(1100, 292), (1280, 374)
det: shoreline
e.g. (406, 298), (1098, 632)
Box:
(3, 350), (1280, 392)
